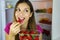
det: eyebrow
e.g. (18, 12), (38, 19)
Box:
(24, 8), (30, 10)
(16, 7), (30, 10)
(16, 8), (20, 9)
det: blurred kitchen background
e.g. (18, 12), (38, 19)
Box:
(1, 0), (52, 40)
(0, 0), (60, 40)
(5, 0), (52, 40)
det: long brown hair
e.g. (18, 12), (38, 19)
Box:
(13, 0), (36, 40)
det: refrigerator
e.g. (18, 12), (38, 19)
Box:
(0, 0), (60, 40)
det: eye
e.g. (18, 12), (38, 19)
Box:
(18, 9), (21, 11)
(16, 8), (17, 11)
(26, 10), (28, 12)
(24, 9), (29, 13)
(16, 8), (21, 11)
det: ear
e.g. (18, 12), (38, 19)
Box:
(29, 12), (33, 17)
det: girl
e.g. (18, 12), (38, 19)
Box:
(5, 0), (43, 40)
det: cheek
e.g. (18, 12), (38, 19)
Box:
(25, 14), (30, 19)
(25, 13), (30, 17)
(24, 14), (30, 21)
(15, 13), (19, 20)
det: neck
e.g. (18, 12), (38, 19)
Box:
(20, 22), (28, 31)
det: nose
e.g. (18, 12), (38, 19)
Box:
(18, 11), (24, 17)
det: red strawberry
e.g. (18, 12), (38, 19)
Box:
(24, 31), (29, 34)
(29, 31), (35, 34)
(19, 36), (23, 40)
(27, 35), (32, 40)
(23, 36), (28, 40)
(34, 36), (39, 40)
(21, 34), (32, 40)
(17, 17), (24, 24)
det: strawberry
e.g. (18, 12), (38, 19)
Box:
(16, 17), (21, 23)
(29, 31), (35, 34)
(24, 31), (29, 34)
(27, 34), (32, 40)
(34, 36), (39, 40)
(16, 17), (24, 24)
(23, 36), (28, 40)
(19, 36), (23, 40)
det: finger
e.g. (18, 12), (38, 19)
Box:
(13, 22), (22, 28)
(15, 29), (20, 34)
(14, 30), (20, 35)
(11, 23), (20, 28)
(12, 25), (21, 32)
(14, 24), (21, 29)
(13, 28), (20, 34)
(12, 21), (20, 26)
(11, 24), (20, 33)
(12, 22), (17, 25)
(13, 27), (20, 31)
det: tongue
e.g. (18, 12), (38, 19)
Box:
(17, 18), (24, 23)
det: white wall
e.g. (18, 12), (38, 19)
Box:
(0, 9), (2, 40)
(0, 0), (2, 40)
(52, 0), (60, 40)
(0, 0), (3, 40)
(0, 0), (6, 40)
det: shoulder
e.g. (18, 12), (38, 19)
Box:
(4, 22), (12, 34)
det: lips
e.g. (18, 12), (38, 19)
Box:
(17, 17), (25, 23)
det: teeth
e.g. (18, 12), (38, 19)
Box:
(20, 17), (24, 20)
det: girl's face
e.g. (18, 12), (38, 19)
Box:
(15, 3), (32, 25)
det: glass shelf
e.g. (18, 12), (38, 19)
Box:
(5, 7), (14, 10)
(38, 23), (51, 31)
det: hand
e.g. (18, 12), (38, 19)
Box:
(9, 22), (21, 36)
